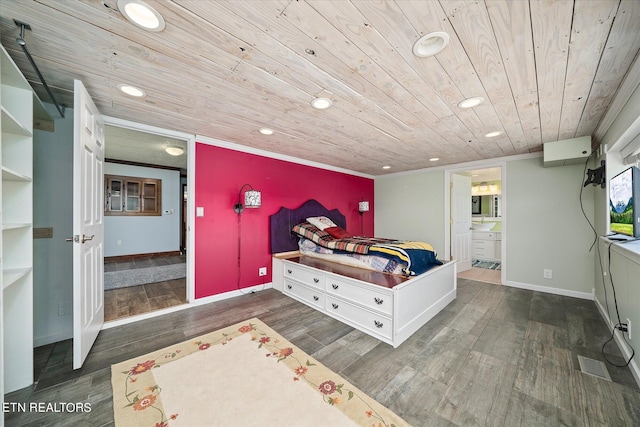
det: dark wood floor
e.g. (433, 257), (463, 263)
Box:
(104, 254), (187, 321)
(5, 279), (640, 426)
(104, 278), (187, 321)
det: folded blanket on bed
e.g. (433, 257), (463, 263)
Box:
(293, 222), (442, 276)
(298, 238), (406, 275)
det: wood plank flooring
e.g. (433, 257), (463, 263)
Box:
(5, 279), (640, 426)
(104, 254), (187, 321)
(104, 279), (187, 321)
(457, 266), (501, 285)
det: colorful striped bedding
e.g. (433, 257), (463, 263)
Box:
(292, 222), (442, 276)
(298, 238), (406, 275)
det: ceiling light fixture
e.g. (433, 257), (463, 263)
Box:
(412, 31), (450, 57)
(311, 97), (332, 110)
(382, 165), (391, 170)
(259, 128), (274, 135)
(484, 131), (502, 138)
(165, 145), (184, 156)
(117, 0), (166, 32)
(457, 96), (485, 109)
(117, 83), (146, 97)
(429, 157), (440, 162)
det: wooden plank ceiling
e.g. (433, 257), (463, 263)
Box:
(1, 0), (639, 175)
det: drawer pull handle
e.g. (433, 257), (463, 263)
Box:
(374, 320), (384, 328)
(332, 284), (339, 290)
(287, 284), (292, 290)
(332, 303), (339, 309)
(374, 297), (384, 305)
(313, 295), (319, 301)
(287, 269), (292, 274)
(314, 278), (320, 283)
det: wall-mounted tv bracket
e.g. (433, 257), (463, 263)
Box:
(584, 160), (606, 188)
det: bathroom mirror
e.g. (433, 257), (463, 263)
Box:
(472, 195), (501, 217)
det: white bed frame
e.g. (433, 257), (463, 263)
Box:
(272, 253), (457, 347)
(269, 199), (457, 347)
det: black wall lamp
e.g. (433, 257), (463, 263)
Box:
(358, 201), (370, 215)
(233, 184), (261, 214)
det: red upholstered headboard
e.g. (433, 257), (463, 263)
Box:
(269, 199), (346, 254)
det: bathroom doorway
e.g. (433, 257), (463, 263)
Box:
(446, 164), (505, 285)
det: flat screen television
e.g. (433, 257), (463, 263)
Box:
(608, 166), (640, 238)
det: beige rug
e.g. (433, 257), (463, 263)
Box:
(111, 318), (409, 426)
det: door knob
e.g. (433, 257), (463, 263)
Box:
(65, 234), (94, 243)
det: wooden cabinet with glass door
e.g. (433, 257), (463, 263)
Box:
(105, 174), (161, 216)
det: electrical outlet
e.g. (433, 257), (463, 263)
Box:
(259, 267), (267, 276)
(543, 269), (552, 279)
(627, 318), (632, 340)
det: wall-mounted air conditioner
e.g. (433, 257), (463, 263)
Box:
(543, 136), (591, 167)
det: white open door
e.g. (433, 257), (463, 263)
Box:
(451, 173), (472, 272)
(72, 80), (105, 369)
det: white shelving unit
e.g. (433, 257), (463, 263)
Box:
(1, 44), (48, 395)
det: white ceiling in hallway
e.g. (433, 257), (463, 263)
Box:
(105, 126), (188, 169)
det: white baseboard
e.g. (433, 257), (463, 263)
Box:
(505, 280), (593, 300)
(594, 296), (640, 387)
(194, 282), (273, 306)
(34, 330), (73, 348)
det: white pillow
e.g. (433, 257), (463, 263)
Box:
(306, 216), (337, 230)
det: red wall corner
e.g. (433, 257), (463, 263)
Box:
(194, 143), (374, 299)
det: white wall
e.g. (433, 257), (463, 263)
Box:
(104, 163), (181, 257)
(33, 104), (74, 345)
(375, 169), (445, 256)
(374, 155), (596, 298)
(505, 156), (596, 296)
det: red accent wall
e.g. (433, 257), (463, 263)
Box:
(194, 143), (374, 299)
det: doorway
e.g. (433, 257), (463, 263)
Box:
(102, 125), (192, 321)
(446, 164), (505, 285)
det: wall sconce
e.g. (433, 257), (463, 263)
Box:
(233, 184), (261, 214)
(358, 201), (370, 215)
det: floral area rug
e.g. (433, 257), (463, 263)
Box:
(111, 317), (409, 427)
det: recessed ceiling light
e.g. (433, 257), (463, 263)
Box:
(259, 128), (274, 135)
(457, 97), (485, 109)
(484, 131), (502, 138)
(412, 31), (450, 57)
(311, 97), (332, 110)
(429, 157), (440, 162)
(117, 83), (146, 97)
(382, 165), (391, 170)
(165, 145), (184, 156)
(117, 0), (166, 32)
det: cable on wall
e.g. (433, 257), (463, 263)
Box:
(599, 239), (637, 367)
(14, 20), (66, 118)
(579, 149), (600, 252)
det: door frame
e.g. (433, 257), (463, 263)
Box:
(100, 116), (196, 325)
(444, 161), (507, 285)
